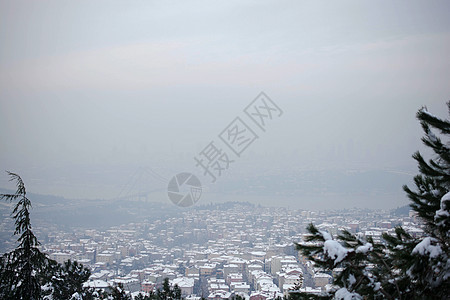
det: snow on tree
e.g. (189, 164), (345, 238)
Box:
(295, 102), (450, 299)
(400, 104), (450, 298)
(0, 172), (50, 299)
(0, 172), (92, 300)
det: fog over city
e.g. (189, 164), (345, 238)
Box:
(1, 2), (450, 300)
(1, 1), (450, 208)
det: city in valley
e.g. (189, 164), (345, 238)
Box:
(1, 201), (419, 299)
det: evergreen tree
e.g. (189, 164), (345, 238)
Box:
(41, 259), (92, 300)
(0, 172), (93, 300)
(110, 282), (131, 300)
(135, 293), (150, 300)
(173, 284), (182, 300)
(231, 294), (245, 300)
(295, 103), (450, 299)
(0, 172), (50, 299)
(287, 273), (307, 300)
(291, 273), (304, 291)
(135, 294), (145, 300)
(156, 278), (182, 300)
(400, 104), (450, 297)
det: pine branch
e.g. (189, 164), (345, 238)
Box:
(417, 106), (450, 135)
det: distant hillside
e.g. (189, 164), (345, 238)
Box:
(0, 188), (180, 230)
(194, 201), (256, 211)
(391, 204), (411, 216)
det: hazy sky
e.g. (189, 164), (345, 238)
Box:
(1, 1), (449, 207)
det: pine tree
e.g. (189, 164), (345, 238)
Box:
(41, 259), (92, 299)
(0, 172), (93, 300)
(0, 172), (49, 299)
(292, 273), (304, 291)
(287, 273), (306, 300)
(156, 278), (182, 300)
(399, 104), (450, 297)
(110, 282), (131, 300)
(135, 293), (150, 300)
(295, 103), (450, 299)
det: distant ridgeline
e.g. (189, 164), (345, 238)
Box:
(0, 188), (179, 230)
(391, 204), (412, 216)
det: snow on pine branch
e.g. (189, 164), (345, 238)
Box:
(319, 231), (353, 265)
(324, 240), (352, 264)
(356, 243), (373, 254)
(412, 237), (442, 259)
(435, 192), (450, 221)
(334, 287), (362, 300)
(320, 230), (332, 241)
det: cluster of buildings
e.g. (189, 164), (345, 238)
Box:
(32, 203), (423, 299)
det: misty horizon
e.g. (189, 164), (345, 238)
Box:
(1, 1), (450, 210)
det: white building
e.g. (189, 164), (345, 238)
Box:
(172, 277), (195, 296)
